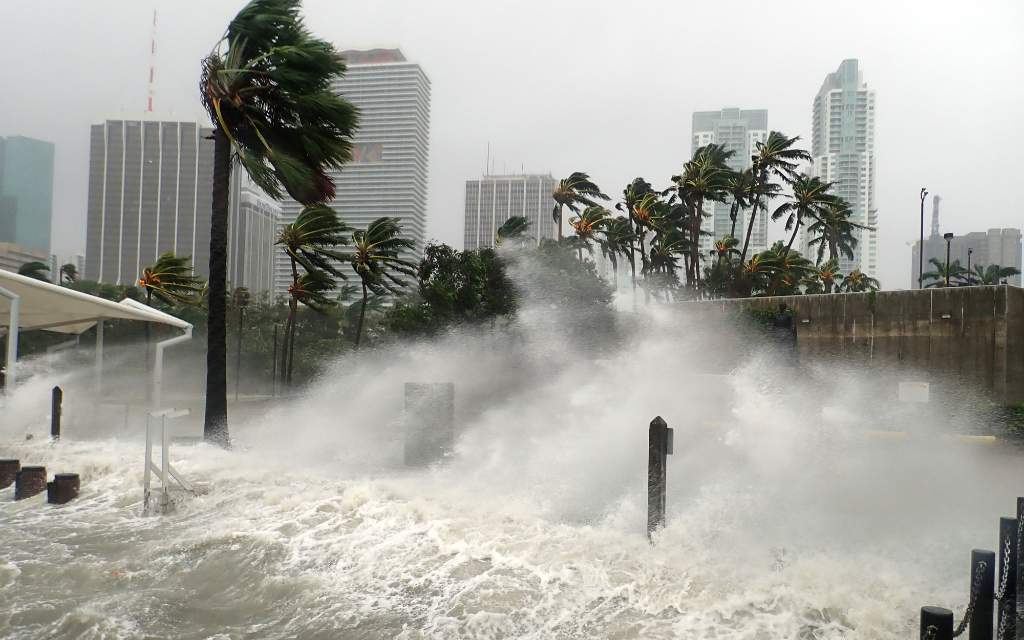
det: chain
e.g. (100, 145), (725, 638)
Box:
(996, 533), (1013, 601)
(952, 559), (988, 637)
(997, 608), (1009, 640)
(923, 624), (937, 640)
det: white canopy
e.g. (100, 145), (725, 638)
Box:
(0, 269), (190, 334)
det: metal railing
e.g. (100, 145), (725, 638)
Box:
(143, 408), (196, 512)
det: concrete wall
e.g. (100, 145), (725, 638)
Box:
(698, 285), (1024, 405)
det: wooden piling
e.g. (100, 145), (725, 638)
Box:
(920, 606), (953, 640)
(15, 466), (46, 500)
(47, 473), (80, 504)
(51, 385), (62, 440)
(647, 416), (673, 540)
(0, 459), (19, 489)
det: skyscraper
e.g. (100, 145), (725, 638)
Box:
(85, 119), (277, 292)
(274, 49), (431, 294)
(691, 109), (768, 256)
(464, 173), (557, 250)
(802, 59), (877, 275)
(0, 135), (55, 254)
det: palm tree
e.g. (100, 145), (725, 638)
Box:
(17, 261), (50, 281)
(739, 132), (811, 265)
(138, 252), (204, 307)
(552, 172), (608, 241)
(275, 204), (351, 384)
(671, 144), (733, 288)
(805, 200), (872, 264)
(758, 242), (812, 296)
(200, 0), (358, 445)
(803, 258), (841, 294)
(347, 217), (417, 347)
(966, 264), (1021, 285)
(921, 258), (967, 288)
(837, 269), (880, 293)
(59, 263), (78, 284)
(495, 215), (531, 246)
(725, 168), (756, 239)
(771, 175), (834, 257)
(710, 236), (739, 264)
(615, 178), (656, 292)
(568, 205), (612, 261)
(598, 215), (635, 290)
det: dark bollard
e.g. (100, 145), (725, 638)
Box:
(921, 606), (953, 640)
(47, 473), (80, 505)
(51, 385), (63, 440)
(0, 459), (19, 489)
(15, 466), (46, 500)
(999, 516), (1018, 639)
(647, 416), (673, 540)
(970, 548), (996, 640)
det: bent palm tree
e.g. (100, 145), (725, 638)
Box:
(805, 200), (871, 264)
(672, 143), (733, 287)
(347, 217), (417, 347)
(495, 215), (531, 246)
(200, 0), (358, 445)
(599, 215), (636, 288)
(59, 263), (78, 284)
(552, 172), (608, 241)
(739, 131), (811, 264)
(771, 174), (834, 257)
(568, 205), (612, 260)
(838, 269), (880, 293)
(921, 258), (966, 288)
(138, 252), (204, 306)
(967, 264), (1021, 285)
(275, 204), (351, 384)
(17, 261), (50, 281)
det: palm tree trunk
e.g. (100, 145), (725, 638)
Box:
(556, 204), (563, 241)
(729, 201), (740, 239)
(828, 237), (838, 264)
(782, 219), (801, 258)
(355, 280), (369, 348)
(281, 304), (294, 387)
(203, 126), (230, 447)
(287, 320), (297, 384)
(739, 194), (760, 265)
(692, 197), (704, 289)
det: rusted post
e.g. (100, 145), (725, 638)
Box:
(971, 548), (996, 640)
(15, 466), (46, 500)
(47, 473), (80, 504)
(51, 385), (63, 440)
(647, 415), (673, 540)
(920, 606), (953, 640)
(0, 459), (19, 489)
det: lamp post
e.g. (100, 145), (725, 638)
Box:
(966, 248), (973, 286)
(943, 232), (954, 287)
(919, 188), (928, 289)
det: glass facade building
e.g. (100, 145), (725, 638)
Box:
(0, 135), (55, 254)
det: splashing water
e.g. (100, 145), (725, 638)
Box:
(1, 298), (1021, 639)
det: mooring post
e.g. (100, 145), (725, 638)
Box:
(51, 385), (63, 440)
(0, 459), (19, 489)
(47, 473), (80, 504)
(970, 548), (996, 640)
(999, 516), (1018, 639)
(15, 466), (46, 500)
(920, 606), (953, 640)
(647, 415), (673, 540)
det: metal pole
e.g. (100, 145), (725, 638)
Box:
(919, 187), (928, 289)
(51, 386), (62, 440)
(971, 548), (996, 640)
(647, 415), (673, 540)
(234, 306), (243, 402)
(920, 606), (953, 640)
(161, 414), (169, 507)
(967, 248), (973, 285)
(143, 414), (152, 509)
(999, 516), (1018, 639)
(271, 323), (278, 397)
(946, 239), (952, 287)
(95, 320), (104, 397)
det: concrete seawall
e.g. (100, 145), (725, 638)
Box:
(691, 285), (1024, 405)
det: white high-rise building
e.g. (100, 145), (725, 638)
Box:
(464, 174), (558, 250)
(275, 49), (431, 294)
(691, 109), (769, 257)
(801, 59), (878, 275)
(229, 172), (279, 294)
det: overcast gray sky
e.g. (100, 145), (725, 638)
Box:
(1, 0), (1021, 289)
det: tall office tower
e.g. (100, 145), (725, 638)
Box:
(691, 109), (769, 257)
(0, 135), (55, 253)
(228, 172), (279, 294)
(85, 119), (277, 292)
(912, 226), (1022, 287)
(802, 59), (878, 275)
(275, 49), (431, 294)
(464, 173), (558, 250)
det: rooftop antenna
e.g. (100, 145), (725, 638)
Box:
(147, 9), (157, 113)
(930, 195), (941, 238)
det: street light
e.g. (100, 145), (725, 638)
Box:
(943, 232), (954, 287)
(919, 188), (928, 289)
(966, 248), (973, 286)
